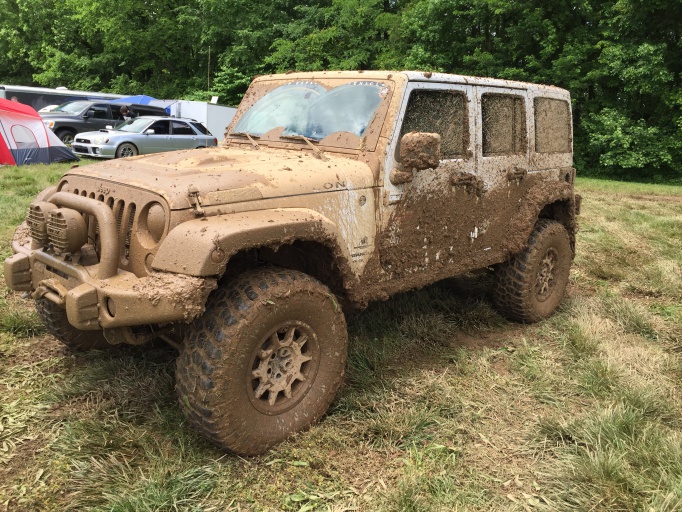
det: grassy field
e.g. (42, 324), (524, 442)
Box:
(0, 165), (680, 511)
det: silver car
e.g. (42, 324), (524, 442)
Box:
(71, 116), (218, 158)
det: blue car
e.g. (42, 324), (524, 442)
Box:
(72, 116), (218, 158)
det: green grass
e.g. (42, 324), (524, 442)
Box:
(0, 166), (680, 511)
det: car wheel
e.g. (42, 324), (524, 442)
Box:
(176, 266), (348, 455)
(493, 219), (572, 323)
(55, 129), (75, 146)
(36, 299), (112, 351)
(115, 143), (138, 158)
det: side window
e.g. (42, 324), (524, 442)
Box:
(481, 93), (526, 156)
(148, 121), (170, 135)
(400, 89), (468, 159)
(171, 121), (194, 135)
(111, 108), (125, 121)
(534, 97), (570, 153)
(89, 104), (110, 119)
(12, 125), (38, 148)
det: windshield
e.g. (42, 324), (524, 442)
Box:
(53, 101), (91, 114)
(233, 81), (389, 141)
(114, 118), (154, 133)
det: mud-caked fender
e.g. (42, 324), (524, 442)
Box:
(152, 208), (352, 277)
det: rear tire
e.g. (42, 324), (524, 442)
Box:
(493, 219), (572, 323)
(115, 143), (138, 158)
(35, 299), (112, 351)
(176, 267), (348, 455)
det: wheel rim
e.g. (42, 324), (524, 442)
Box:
(120, 145), (135, 157)
(61, 134), (74, 146)
(248, 320), (320, 414)
(535, 247), (559, 302)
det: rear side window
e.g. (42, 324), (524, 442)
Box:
(400, 90), (468, 159)
(534, 97), (571, 153)
(171, 121), (194, 135)
(481, 93), (526, 156)
(191, 122), (211, 135)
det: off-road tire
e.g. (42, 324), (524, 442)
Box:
(493, 219), (571, 323)
(176, 267), (347, 456)
(35, 299), (112, 351)
(55, 129), (75, 146)
(115, 143), (138, 158)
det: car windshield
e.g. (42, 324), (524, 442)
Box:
(233, 81), (389, 141)
(115, 118), (154, 133)
(53, 101), (91, 114)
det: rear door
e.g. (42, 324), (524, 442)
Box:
(169, 120), (198, 150)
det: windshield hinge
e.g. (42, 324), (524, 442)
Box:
(188, 185), (205, 216)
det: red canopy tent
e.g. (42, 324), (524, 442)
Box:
(0, 98), (78, 166)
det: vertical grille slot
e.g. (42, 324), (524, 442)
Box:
(123, 204), (136, 262)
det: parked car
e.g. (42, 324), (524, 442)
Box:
(71, 116), (218, 158)
(40, 100), (168, 145)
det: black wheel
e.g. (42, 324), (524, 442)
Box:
(176, 267), (347, 456)
(493, 219), (572, 323)
(115, 143), (138, 158)
(36, 299), (112, 351)
(55, 129), (75, 146)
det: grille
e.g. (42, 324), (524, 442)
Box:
(71, 188), (137, 267)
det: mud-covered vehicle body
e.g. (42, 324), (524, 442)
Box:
(5, 71), (579, 455)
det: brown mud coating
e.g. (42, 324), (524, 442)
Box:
(132, 273), (217, 321)
(400, 132), (442, 170)
(345, 174), (575, 307)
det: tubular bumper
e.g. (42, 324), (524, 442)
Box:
(5, 231), (216, 331)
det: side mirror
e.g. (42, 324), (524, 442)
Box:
(105, 125), (113, 130)
(83, 111), (93, 119)
(145, 129), (156, 135)
(399, 132), (441, 171)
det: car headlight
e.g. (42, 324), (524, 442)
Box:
(93, 136), (109, 145)
(43, 120), (55, 129)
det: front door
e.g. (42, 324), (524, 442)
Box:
(378, 82), (479, 278)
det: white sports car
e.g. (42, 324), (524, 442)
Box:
(72, 116), (218, 158)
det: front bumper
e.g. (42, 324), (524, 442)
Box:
(5, 227), (216, 331)
(71, 142), (116, 159)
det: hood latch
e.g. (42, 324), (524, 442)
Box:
(188, 185), (205, 216)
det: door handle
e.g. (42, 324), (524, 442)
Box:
(507, 166), (527, 181)
(450, 172), (477, 187)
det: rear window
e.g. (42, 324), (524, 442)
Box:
(191, 122), (211, 135)
(534, 97), (571, 153)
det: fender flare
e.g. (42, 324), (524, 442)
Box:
(152, 208), (351, 277)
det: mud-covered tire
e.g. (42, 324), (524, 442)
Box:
(176, 267), (347, 456)
(35, 299), (112, 351)
(493, 219), (571, 323)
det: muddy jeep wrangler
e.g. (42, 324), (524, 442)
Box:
(5, 71), (579, 455)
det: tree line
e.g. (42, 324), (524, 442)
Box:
(1, 0), (680, 181)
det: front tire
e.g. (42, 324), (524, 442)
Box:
(176, 267), (348, 455)
(55, 129), (75, 146)
(493, 219), (572, 323)
(36, 299), (112, 351)
(115, 143), (138, 158)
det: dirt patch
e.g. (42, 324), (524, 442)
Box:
(132, 273), (217, 321)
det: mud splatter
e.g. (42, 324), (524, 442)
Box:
(132, 273), (217, 321)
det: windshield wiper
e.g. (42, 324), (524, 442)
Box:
(229, 131), (261, 150)
(280, 134), (328, 161)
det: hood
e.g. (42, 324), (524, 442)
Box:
(75, 129), (120, 137)
(63, 146), (375, 210)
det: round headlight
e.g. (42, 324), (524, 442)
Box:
(146, 202), (166, 242)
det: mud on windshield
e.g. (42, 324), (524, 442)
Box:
(231, 80), (392, 149)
